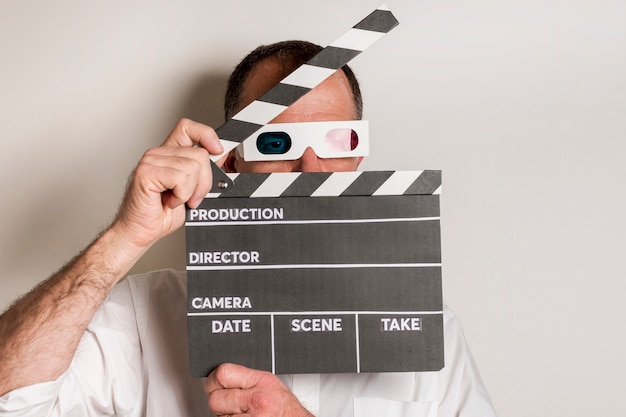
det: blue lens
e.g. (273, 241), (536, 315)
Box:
(256, 132), (292, 154)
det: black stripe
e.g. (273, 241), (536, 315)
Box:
(198, 195), (440, 220)
(218, 173), (271, 198)
(187, 221), (441, 264)
(215, 119), (264, 143)
(353, 9), (399, 33)
(280, 172), (332, 197)
(258, 83), (311, 106)
(404, 171), (442, 195)
(340, 171), (394, 196)
(307, 46), (361, 69)
(188, 267), (442, 312)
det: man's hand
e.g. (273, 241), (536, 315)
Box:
(112, 118), (223, 249)
(206, 363), (314, 417)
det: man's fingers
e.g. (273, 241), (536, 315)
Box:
(158, 118), (222, 205)
(206, 363), (270, 393)
(139, 146), (213, 209)
(207, 377), (283, 417)
(207, 388), (249, 416)
(162, 118), (224, 156)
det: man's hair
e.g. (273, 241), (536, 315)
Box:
(224, 40), (363, 120)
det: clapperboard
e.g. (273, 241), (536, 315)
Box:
(185, 5), (445, 376)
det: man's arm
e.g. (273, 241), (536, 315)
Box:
(0, 119), (223, 396)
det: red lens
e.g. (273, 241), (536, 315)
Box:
(324, 128), (359, 152)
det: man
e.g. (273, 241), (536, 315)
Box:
(0, 41), (496, 416)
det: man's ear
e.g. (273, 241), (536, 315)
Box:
(221, 150), (238, 173)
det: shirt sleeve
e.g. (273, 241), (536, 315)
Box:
(0, 378), (65, 416)
(437, 306), (498, 417)
(0, 279), (145, 417)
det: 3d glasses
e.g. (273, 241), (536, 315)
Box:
(238, 120), (369, 161)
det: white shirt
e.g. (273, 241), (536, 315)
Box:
(0, 269), (497, 417)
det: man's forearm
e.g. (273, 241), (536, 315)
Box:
(0, 226), (147, 396)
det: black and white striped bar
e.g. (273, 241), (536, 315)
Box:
(186, 170), (444, 376)
(213, 5), (399, 162)
(199, 170), (441, 199)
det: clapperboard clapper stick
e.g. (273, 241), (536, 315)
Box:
(185, 6), (445, 376)
(208, 4), (400, 191)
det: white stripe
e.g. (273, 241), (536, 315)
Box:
(281, 64), (337, 88)
(250, 172), (301, 198)
(433, 185), (442, 195)
(373, 170), (424, 196)
(210, 139), (239, 162)
(188, 310), (444, 317)
(187, 263), (441, 271)
(270, 314), (276, 374)
(231, 100), (287, 125)
(312, 171), (363, 197)
(355, 314), (361, 373)
(331, 28), (385, 51)
(185, 216), (440, 227)
(377, 3), (390, 11)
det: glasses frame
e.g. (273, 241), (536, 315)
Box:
(238, 120), (369, 162)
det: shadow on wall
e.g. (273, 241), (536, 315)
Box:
(129, 70), (230, 277)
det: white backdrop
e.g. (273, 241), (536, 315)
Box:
(1, 1), (625, 415)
